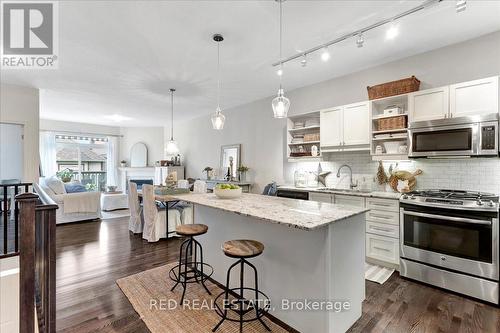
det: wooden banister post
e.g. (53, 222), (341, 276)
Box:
(16, 192), (39, 333)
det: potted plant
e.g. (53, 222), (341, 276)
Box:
(56, 168), (73, 183)
(237, 165), (249, 182)
(203, 166), (213, 180)
(120, 160), (127, 167)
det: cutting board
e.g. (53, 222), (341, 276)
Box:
(389, 169), (423, 192)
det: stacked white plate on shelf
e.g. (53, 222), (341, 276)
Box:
(305, 119), (320, 127)
(291, 135), (304, 144)
(293, 121), (305, 129)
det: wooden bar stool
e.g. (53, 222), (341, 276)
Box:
(169, 224), (213, 304)
(213, 239), (271, 333)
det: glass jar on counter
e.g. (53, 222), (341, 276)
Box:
(294, 169), (308, 188)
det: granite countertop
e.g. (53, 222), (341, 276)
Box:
(277, 185), (401, 200)
(172, 193), (368, 230)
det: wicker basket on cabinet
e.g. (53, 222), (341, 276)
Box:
(367, 76), (420, 100)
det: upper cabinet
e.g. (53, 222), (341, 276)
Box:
(450, 76), (499, 118)
(409, 87), (449, 122)
(320, 107), (343, 147)
(343, 102), (370, 146)
(409, 76), (499, 122)
(320, 101), (370, 151)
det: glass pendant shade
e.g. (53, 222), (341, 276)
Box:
(165, 139), (179, 155)
(272, 88), (290, 118)
(211, 107), (226, 130)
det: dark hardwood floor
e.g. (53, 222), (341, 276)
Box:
(56, 216), (182, 332)
(348, 273), (500, 333)
(56, 215), (500, 333)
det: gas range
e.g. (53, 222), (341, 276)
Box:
(400, 189), (500, 303)
(400, 189), (499, 212)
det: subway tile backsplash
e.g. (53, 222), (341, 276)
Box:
(287, 152), (500, 195)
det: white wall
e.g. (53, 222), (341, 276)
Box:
(40, 119), (120, 136)
(175, 31), (500, 194)
(119, 127), (164, 166)
(0, 124), (24, 181)
(0, 84), (40, 183)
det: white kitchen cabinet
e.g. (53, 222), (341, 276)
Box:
(320, 107), (343, 147)
(450, 76), (499, 118)
(366, 233), (399, 265)
(343, 102), (370, 146)
(309, 192), (333, 203)
(366, 197), (399, 212)
(320, 102), (370, 151)
(409, 86), (449, 122)
(334, 194), (365, 208)
(366, 221), (399, 239)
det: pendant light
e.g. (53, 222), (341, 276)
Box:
(211, 34), (226, 130)
(165, 88), (179, 155)
(272, 0), (290, 119)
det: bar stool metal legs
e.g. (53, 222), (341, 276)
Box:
(169, 226), (213, 304)
(213, 239), (271, 333)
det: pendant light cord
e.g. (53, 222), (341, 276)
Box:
(217, 41), (221, 111)
(279, 0), (283, 89)
(170, 89), (174, 140)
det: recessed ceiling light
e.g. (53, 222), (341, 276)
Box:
(386, 25), (399, 40)
(321, 47), (330, 62)
(456, 0), (466, 13)
(103, 114), (132, 122)
(276, 67), (283, 76)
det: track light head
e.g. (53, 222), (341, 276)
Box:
(320, 47), (330, 62)
(356, 34), (364, 48)
(300, 54), (307, 67)
(386, 24), (399, 40)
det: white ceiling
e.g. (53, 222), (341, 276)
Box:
(2, 0), (500, 127)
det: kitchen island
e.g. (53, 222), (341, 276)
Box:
(171, 192), (368, 333)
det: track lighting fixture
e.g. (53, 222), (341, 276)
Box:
(356, 34), (364, 48)
(272, 0), (444, 68)
(300, 54), (307, 67)
(320, 47), (330, 61)
(386, 24), (398, 40)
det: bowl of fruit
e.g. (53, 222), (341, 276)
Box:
(214, 183), (242, 199)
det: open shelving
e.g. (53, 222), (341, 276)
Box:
(286, 111), (321, 162)
(370, 94), (410, 161)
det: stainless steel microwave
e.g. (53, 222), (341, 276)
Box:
(408, 114), (499, 158)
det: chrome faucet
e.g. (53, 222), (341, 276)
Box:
(336, 164), (358, 189)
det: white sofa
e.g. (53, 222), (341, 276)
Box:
(36, 177), (101, 224)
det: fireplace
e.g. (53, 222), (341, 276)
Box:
(129, 179), (153, 190)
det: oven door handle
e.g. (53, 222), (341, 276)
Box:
(403, 211), (492, 225)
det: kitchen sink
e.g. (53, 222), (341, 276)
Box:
(316, 187), (372, 194)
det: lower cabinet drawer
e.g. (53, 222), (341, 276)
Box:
(366, 221), (399, 238)
(366, 197), (399, 212)
(334, 194), (365, 208)
(366, 209), (399, 225)
(366, 233), (399, 264)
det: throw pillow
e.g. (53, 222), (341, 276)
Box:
(64, 182), (86, 193)
(46, 176), (67, 195)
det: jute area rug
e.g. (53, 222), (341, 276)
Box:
(116, 263), (290, 333)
